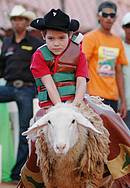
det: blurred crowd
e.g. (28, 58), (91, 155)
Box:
(0, 0), (130, 185)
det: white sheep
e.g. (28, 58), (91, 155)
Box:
(23, 102), (110, 188)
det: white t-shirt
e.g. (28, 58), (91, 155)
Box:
(123, 41), (130, 110)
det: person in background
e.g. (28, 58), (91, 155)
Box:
(0, 28), (5, 51)
(121, 12), (130, 129)
(18, 8), (88, 187)
(82, 1), (128, 119)
(0, 5), (43, 182)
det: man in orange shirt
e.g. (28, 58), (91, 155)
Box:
(82, 1), (128, 119)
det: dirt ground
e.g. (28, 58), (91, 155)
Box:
(0, 182), (17, 188)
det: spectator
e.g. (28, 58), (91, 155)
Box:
(19, 8), (88, 187)
(82, 1), (128, 119)
(0, 5), (43, 182)
(0, 28), (5, 53)
(121, 12), (130, 129)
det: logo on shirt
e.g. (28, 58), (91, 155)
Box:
(21, 45), (33, 51)
(97, 46), (119, 77)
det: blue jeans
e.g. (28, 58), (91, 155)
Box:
(0, 83), (36, 180)
(124, 110), (130, 130)
(103, 99), (118, 112)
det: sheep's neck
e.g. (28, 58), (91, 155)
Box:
(49, 127), (88, 188)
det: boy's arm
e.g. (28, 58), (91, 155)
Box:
(115, 63), (127, 118)
(41, 74), (61, 105)
(73, 47), (89, 105)
(73, 76), (86, 105)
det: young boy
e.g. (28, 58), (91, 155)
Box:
(31, 9), (88, 109)
(19, 9), (88, 187)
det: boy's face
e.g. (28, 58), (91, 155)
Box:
(44, 30), (69, 55)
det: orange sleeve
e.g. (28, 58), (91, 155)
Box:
(116, 39), (128, 65)
(82, 33), (96, 61)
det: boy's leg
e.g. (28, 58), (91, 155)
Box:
(20, 141), (45, 188)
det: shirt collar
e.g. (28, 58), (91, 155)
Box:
(12, 31), (30, 43)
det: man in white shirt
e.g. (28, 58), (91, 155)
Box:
(122, 12), (130, 129)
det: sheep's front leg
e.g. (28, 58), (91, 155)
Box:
(99, 175), (114, 188)
(86, 185), (93, 188)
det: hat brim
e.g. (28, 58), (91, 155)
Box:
(10, 11), (36, 21)
(122, 23), (130, 27)
(30, 18), (79, 32)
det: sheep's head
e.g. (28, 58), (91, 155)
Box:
(23, 103), (101, 155)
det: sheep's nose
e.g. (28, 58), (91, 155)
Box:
(56, 144), (66, 152)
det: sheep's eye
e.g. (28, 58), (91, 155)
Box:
(72, 119), (75, 124)
(48, 120), (51, 124)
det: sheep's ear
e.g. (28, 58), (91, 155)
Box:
(74, 112), (101, 134)
(22, 113), (49, 137)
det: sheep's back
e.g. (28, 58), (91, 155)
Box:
(35, 101), (110, 188)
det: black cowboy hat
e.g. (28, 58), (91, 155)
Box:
(30, 9), (79, 32)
